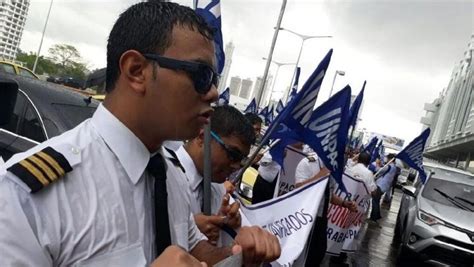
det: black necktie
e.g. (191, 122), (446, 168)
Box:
(147, 154), (171, 256)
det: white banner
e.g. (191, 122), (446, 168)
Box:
(275, 147), (307, 197)
(240, 176), (328, 266)
(326, 173), (371, 255)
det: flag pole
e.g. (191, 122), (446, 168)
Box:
(256, 0), (287, 108)
(203, 123), (212, 215)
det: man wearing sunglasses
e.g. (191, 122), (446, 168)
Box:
(0, 1), (279, 267)
(166, 106), (279, 251)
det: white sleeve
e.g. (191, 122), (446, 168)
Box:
(188, 213), (207, 251)
(0, 176), (52, 266)
(366, 172), (377, 192)
(294, 158), (310, 184)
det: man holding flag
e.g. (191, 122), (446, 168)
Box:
(369, 153), (397, 223)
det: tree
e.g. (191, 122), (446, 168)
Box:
(16, 50), (59, 76)
(48, 44), (81, 69)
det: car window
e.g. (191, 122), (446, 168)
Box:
(18, 67), (37, 79)
(52, 103), (97, 129)
(422, 176), (474, 210)
(1, 92), (27, 133)
(0, 63), (16, 74)
(18, 103), (46, 142)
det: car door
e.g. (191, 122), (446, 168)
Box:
(0, 90), (46, 160)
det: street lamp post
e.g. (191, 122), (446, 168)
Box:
(277, 27), (332, 100)
(33, 0), (54, 73)
(329, 70), (345, 97)
(262, 57), (295, 105)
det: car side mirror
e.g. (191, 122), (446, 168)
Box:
(0, 77), (19, 125)
(402, 185), (416, 198)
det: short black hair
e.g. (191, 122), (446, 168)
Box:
(211, 106), (255, 147)
(106, 1), (214, 92)
(387, 153), (396, 161)
(358, 152), (371, 166)
(244, 113), (263, 126)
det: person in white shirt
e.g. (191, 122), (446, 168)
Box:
(0, 2), (279, 266)
(294, 153), (357, 266)
(346, 152), (377, 194)
(170, 106), (255, 244)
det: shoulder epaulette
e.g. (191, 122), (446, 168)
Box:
(7, 146), (73, 193)
(164, 147), (186, 173)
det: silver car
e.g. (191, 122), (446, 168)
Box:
(395, 162), (474, 266)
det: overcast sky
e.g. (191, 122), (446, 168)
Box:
(20, 0), (473, 143)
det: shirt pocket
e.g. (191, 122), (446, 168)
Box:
(74, 243), (147, 267)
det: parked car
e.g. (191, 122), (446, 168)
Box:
(395, 161), (474, 266)
(0, 60), (38, 79)
(47, 76), (85, 89)
(0, 72), (99, 161)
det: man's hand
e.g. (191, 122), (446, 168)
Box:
(194, 214), (225, 245)
(151, 246), (207, 267)
(223, 181), (235, 194)
(234, 226), (281, 266)
(219, 193), (241, 229)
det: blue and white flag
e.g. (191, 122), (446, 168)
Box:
(259, 105), (269, 117)
(217, 87), (230, 106)
(396, 128), (431, 183)
(195, 0), (225, 74)
(370, 140), (383, 163)
(267, 50), (333, 166)
(287, 67), (301, 104)
(265, 106), (274, 125)
(276, 100), (284, 114)
(348, 81), (365, 129)
(244, 98), (257, 114)
(363, 137), (378, 156)
(300, 86), (352, 191)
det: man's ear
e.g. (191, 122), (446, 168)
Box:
(119, 50), (149, 94)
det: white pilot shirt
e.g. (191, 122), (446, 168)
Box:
(0, 104), (203, 266)
(294, 154), (334, 217)
(173, 146), (225, 215)
(346, 163), (377, 192)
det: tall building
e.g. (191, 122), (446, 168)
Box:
(217, 41), (234, 93)
(252, 74), (273, 105)
(0, 0), (30, 60)
(229, 76), (241, 96)
(422, 35), (474, 172)
(238, 78), (253, 99)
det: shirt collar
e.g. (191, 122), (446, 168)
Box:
(91, 104), (151, 185)
(175, 146), (203, 192)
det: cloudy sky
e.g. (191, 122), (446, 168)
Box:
(20, 0), (473, 143)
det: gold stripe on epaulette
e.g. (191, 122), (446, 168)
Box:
(28, 155), (59, 181)
(37, 151), (65, 176)
(19, 160), (50, 186)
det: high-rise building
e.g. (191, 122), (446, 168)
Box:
(422, 35), (474, 172)
(252, 74), (273, 105)
(239, 78), (253, 99)
(0, 0), (30, 60)
(218, 41), (234, 93)
(229, 76), (241, 96)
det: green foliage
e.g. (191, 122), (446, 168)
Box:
(16, 43), (89, 80)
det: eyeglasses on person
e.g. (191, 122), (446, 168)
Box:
(210, 131), (248, 165)
(143, 53), (219, 95)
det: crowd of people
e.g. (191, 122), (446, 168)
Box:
(0, 1), (401, 266)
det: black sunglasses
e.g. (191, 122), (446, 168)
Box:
(143, 53), (219, 95)
(210, 131), (248, 165)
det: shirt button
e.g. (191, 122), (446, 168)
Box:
(71, 146), (80, 155)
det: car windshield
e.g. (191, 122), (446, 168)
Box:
(52, 103), (97, 130)
(422, 169), (474, 211)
